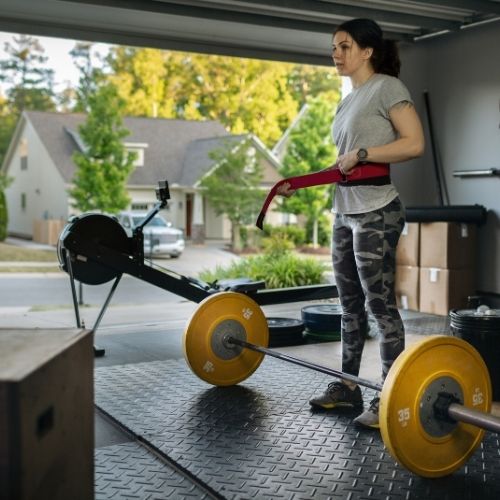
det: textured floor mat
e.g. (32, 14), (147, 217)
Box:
(95, 358), (500, 499)
(95, 441), (214, 499)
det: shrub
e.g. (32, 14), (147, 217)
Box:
(261, 233), (295, 256)
(271, 225), (306, 246)
(239, 225), (265, 250)
(199, 244), (327, 288)
(0, 174), (12, 242)
(0, 190), (7, 242)
(305, 214), (332, 247)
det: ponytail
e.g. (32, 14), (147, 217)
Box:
(372, 39), (401, 77)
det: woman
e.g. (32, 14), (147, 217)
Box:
(281, 18), (425, 428)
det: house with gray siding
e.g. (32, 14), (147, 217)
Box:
(1, 111), (284, 242)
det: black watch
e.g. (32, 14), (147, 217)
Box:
(357, 148), (368, 163)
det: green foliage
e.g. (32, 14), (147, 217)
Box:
(280, 97), (337, 247)
(287, 64), (341, 108)
(305, 214), (332, 247)
(0, 35), (56, 165)
(106, 47), (341, 148)
(199, 250), (327, 289)
(0, 173), (13, 241)
(0, 98), (17, 168)
(68, 84), (135, 213)
(0, 35), (56, 114)
(200, 137), (264, 251)
(261, 233), (295, 256)
(267, 225), (306, 247)
(69, 42), (105, 112)
(0, 191), (8, 241)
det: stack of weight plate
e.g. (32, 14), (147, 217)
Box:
(450, 306), (500, 401)
(301, 304), (342, 343)
(266, 317), (305, 347)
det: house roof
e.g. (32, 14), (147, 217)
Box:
(24, 110), (231, 187)
(180, 135), (246, 188)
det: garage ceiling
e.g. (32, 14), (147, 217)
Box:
(0, 0), (499, 65)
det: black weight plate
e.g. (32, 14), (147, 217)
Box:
(267, 317), (305, 335)
(301, 304), (342, 333)
(58, 213), (130, 285)
(266, 317), (305, 348)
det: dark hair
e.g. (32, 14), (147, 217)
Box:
(334, 18), (401, 77)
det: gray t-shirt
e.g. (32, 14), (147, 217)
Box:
(332, 73), (413, 214)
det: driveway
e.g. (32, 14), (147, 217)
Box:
(0, 239), (241, 309)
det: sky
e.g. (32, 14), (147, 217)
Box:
(0, 31), (112, 94)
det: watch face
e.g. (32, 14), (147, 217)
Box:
(358, 148), (368, 160)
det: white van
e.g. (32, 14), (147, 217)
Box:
(118, 211), (185, 258)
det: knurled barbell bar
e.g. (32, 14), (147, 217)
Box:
(183, 292), (500, 478)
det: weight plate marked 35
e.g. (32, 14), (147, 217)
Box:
(183, 292), (269, 386)
(380, 335), (492, 478)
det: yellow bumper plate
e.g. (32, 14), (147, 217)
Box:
(380, 335), (491, 477)
(183, 292), (269, 386)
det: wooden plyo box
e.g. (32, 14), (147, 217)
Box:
(0, 328), (94, 500)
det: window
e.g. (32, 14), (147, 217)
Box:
(124, 142), (148, 167)
(21, 193), (26, 211)
(131, 203), (149, 211)
(19, 138), (28, 170)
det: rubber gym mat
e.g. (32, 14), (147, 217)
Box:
(95, 358), (500, 499)
(95, 441), (214, 499)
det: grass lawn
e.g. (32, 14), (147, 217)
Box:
(0, 242), (58, 262)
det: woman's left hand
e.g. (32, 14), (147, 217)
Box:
(337, 150), (359, 175)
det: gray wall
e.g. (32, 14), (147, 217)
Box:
(395, 21), (500, 299)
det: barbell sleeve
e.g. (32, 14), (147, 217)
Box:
(226, 336), (383, 392)
(447, 403), (500, 434)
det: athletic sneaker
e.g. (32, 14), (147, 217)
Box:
(353, 396), (380, 429)
(309, 381), (363, 410)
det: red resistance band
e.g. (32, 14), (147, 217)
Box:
(255, 163), (390, 229)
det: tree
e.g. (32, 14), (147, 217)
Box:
(287, 64), (341, 108)
(0, 35), (56, 165)
(0, 172), (13, 241)
(0, 35), (56, 114)
(69, 42), (105, 112)
(280, 97), (337, 247)
(106, 48), (341, 148)
(109, 47), (168, 118)
(68, 84), (136, 213)
(0, 94), (17, 168)
(200, 137), (264, 251)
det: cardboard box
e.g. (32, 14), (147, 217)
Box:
(419, 267), (476, 316)
(0, 328), (94, 500)
(395, 265), (419, 310)
(420, 222), (476, 269)
(396, 222), (420, 266)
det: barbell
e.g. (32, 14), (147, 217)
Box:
(183, 292), (500, 478)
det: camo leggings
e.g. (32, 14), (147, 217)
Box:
(332, 196), (405, 382)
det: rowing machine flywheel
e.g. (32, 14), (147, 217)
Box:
(58, 213), (130, 285)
